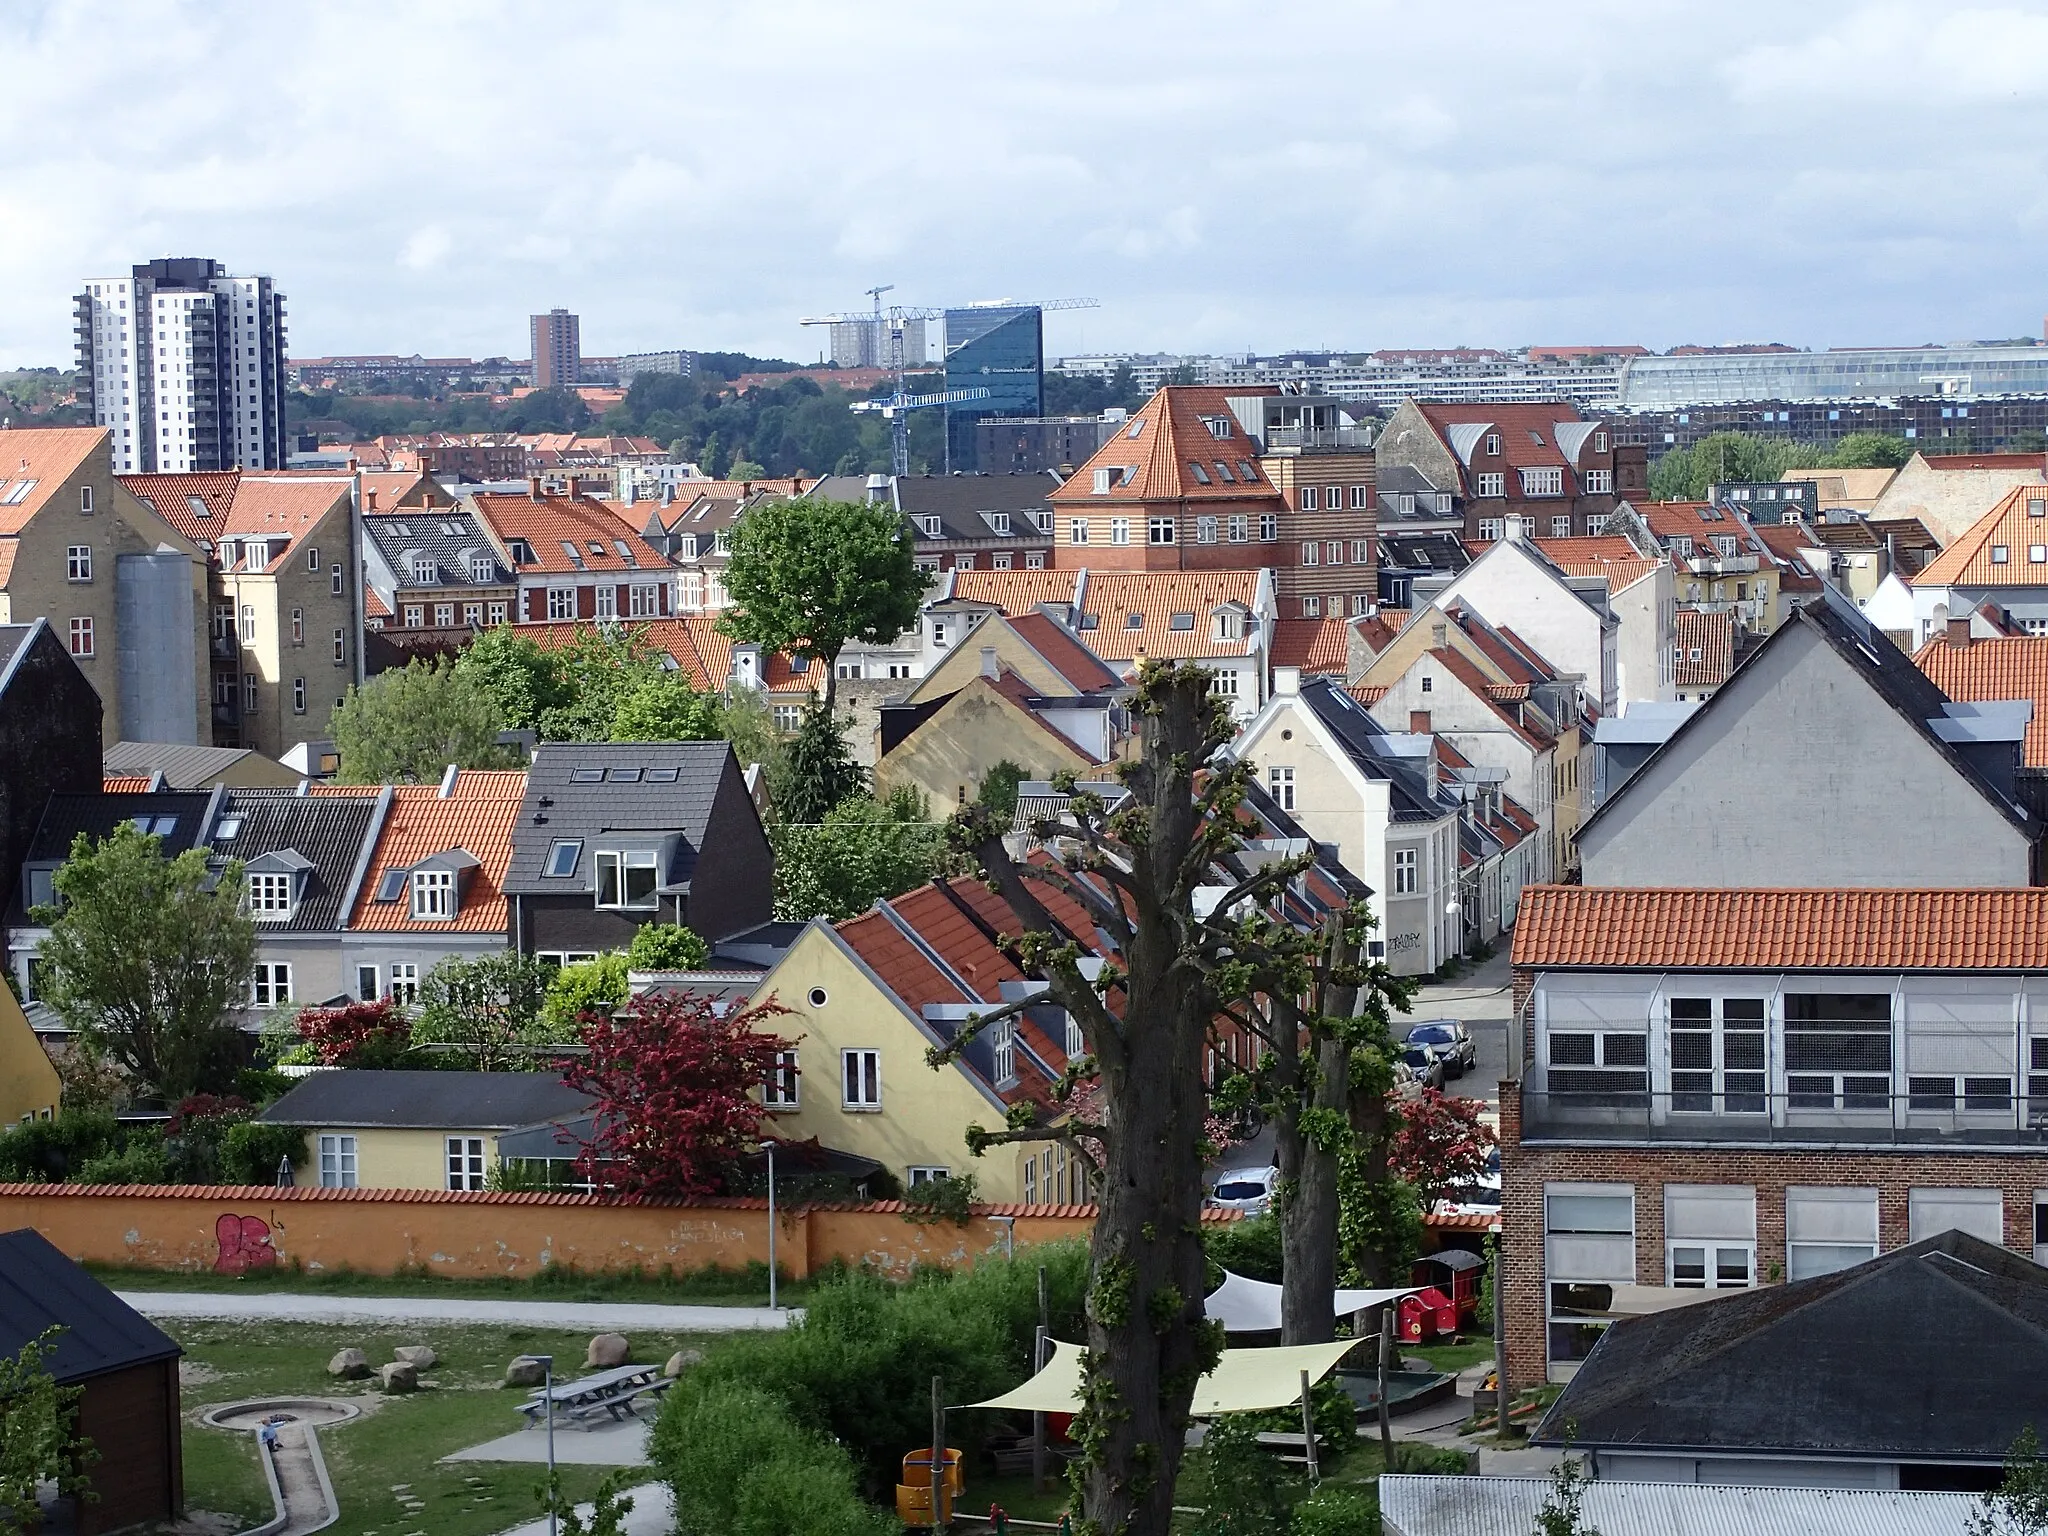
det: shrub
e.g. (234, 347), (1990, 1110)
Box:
(0, 1109), (123, 1183)
(220, 1120), (309, 1186)
(653, 1378), (893, 1536)
(627, 923), (710, 972)
(1290, 1487), (1379, 1536)
(1240, 1377), (1357, 1467)
(542, 954), (629, 1034)
(290, 999), (412, 1068)
(73, 1140), (169, 1185)
(1205, 1211), (1283, 1285)
(1185, 1414), (1299, 1536)
(900, 1170), (979, 1226)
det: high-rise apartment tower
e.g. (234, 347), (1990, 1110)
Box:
(531, 308), (581, 389)
(75, 258), (289, 474)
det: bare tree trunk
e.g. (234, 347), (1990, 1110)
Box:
(1279, 1030), (1351, 1343)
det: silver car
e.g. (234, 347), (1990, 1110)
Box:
(1404, 1018), (1478, 1078)
(1208, 1165), (1279, 1215)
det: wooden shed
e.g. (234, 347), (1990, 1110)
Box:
(0, 1228), (182, 1533)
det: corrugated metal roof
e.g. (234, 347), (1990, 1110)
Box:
(1377, 1476), (1981, 1536)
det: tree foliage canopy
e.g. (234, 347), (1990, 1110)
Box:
(770, 786), (947, 921)
(1647, 428), (1916, 501)
(0, 1327), (94, 1518)
(34, 824), (256, 1102)
(413, 952), (569, 1071)
(332, 657), (514, 784)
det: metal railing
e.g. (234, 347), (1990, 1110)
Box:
(1520, 1087), (2048, 1147)
(1262, 426), (1376, 450)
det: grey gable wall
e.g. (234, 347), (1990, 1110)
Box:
(1577, 622), (2034, 887)
(684, 752), (774, 941)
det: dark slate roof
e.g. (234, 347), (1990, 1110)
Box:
(214, 788), (382, 931)
(363, 508), (506, 589)
(103, 741), (278, 788)
(1379, 532), (1473, 573)
(1535, 1232), (2048, 1464)
(504, 741), (738, 893)
(0, 1228), (181, 1384)
(811, 472), (1058, 543)
(0, 622), (45, 691)
(25, 789), (219, 863)
(1296, 677), (1448, 822)
(258, 1069), (593, 1129)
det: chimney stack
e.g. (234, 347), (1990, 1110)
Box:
(1410, 709), (1432, 733)
(980, 646), (999, 681)
(363, 488), (377, 513)
(528, 474), (544, 499)
(1947, 615), (1974, 649)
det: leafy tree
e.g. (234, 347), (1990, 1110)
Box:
(1389, 1088), (1498, 1215)
(0, 1327), (95, 1520)
(1185, 1414), (1298, 1536)
(34, 824), (255, 1103)
(1337, 1024), (1424, 1286)
(414, 953), (566, 1071)
(612, 672), (725, 742)
(563, 990), (794, 1197)
(771, 787), (945, 921)
(0, 1110), (123, 1183)
(1829, 432), (1916, 470)
(220, 1120), (309, 1186)
(720, 685), (788, 788)
(718, 497), (932, 711)
(628, 923), (711, 971)
(975, 760), (1027, 817)
(777, 706), (867, 825)
(332, 657), (513, 783)
(1534, 1439), (1600, 1536)
(1973, 1425), (2048, 1535)
(542, 953), (631, 1035)
(533, 626), (667, 742)
(455, 626), (566, 733)
(285, 999), (413, 1068)
(726, 458), (768, 481)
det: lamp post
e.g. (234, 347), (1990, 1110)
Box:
(532, 1353), (557, 1536)
(759, 1139), (778, 1310)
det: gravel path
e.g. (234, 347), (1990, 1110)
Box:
(119, 1292), (793, 1332)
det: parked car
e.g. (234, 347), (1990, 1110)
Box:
(1391, 1056), (1424, 1105)
(1435, 1146), (1504, 1217)
(1403, 1019), (1477, 1078)
(1207, 1165), (1279, 1215)
(1399, 1046), (1446, 1092)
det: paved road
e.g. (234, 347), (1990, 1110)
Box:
(1404, 949), (1515, 1108)
(120, 1292), (793, 1332)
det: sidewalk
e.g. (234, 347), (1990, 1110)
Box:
(493, 1481), (675, 1536)
(118, 1291), (794, 1332)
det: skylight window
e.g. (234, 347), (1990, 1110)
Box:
(608, 767), (642, 782)
(1, 480), (39, 505)
(1212, 462), (1234, 482)
(1187, 462), (1211, 484)
(588, 541), (605, 556)
(391, 522), (413, 537)
(1126, 419), (1145, 439)
(644, 767), (679, 783)
(1170, 612), (1196, 631)
(374, 869), (407, 901)
(569, 767), (605, 783)
(214, 815), (242, 840)
(188, 494), (210, 519)
(1237, 461), (1258, 481)
(1126, 613), (1144, 629)
(544, 839), (582, 877)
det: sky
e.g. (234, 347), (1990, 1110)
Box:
(4, 0), (2048, 369)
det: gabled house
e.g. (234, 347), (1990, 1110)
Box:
(1622, 500), (1781, 638)
(1907, 483), (2048, 648)
(806, 470), (1058, 575)
(0, 622), (104, 919)
(1868, 450), (2048, 545)
(1413, 530), (1621, 714)
(100, 740), (296, 790)
(1532, 535), (1676, 703)
(1672, 608), (1735, 702)
(1574, 591), (2038, 888)
(0, 981), (61, 1124)
(470, 485), (674, 625)
(505, 742), (772, 959)
(339, 767), (525, 1001)
(360, 504), (517, 653)
(1914, 631), (2048, 777)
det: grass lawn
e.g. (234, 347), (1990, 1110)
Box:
(92, 1258), (809, 1309)
(1407, 1338), (1497, 1375)
(162, 1318), (704, 1536)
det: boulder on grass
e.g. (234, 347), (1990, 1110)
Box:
(505, 1356), (548, 1389)
(663, 1349), (702, 1378)
(380, 1361), (418, 1394)
(586, 1333), (630, 1368)
(393, 1345), (437, 1370)
(327, 1348), (370, 1380)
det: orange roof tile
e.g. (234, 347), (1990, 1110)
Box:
(1922, 452), (2048, 471)
(1513, 885), (2048, 971)
(1269, 618), (1350, 673)
(520, 617), (718, 690)
(1532, 535), (1662, 592)
(0, 541), (17, 588)
(1674, 608), (1735, 689)
(121, 470), (239, 544)
(347, 770), (525, 932)
(834, 906), (970, 1013)
(1078, 571), (1261, 660)
(0, 428), (104, 535)
(102, 775), (154, 792)
(223, 476), (352, 559)
(1049, 386), (1286, 507)
(1007, 612), (1122, 693)
(1914, 634), (2048, 766)
(365, 584), (394, 620)
(945, 568), (1081, 612)
(473, 491), (668, 575)
(1912, 484), (2048, 587)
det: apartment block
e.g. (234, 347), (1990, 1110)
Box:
(530, 309), (581, 390)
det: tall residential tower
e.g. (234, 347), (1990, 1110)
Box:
(530, 308), (581, 389)
(75, 258), (288, 475)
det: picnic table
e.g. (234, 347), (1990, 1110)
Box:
(518, 1363), (670, 1426)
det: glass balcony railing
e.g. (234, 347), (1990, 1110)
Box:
(1520, 1087), (2048, 1147)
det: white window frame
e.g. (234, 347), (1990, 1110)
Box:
(908, 1166), (951, 1186)
(1786, 1186), (1879, 1280)
(318, 1133), (358, 1189)
(1110, 517), (1131, 546)
(841, 1048), (882, 1110)
(595, 848), (659, 910)
(1393, 847), (1419, 895)
(66, 545), (92, 582)
(250, 961), (293, 1007)
(1476, 473), (1505, 498)
(69, 616), (94, 657)
(388, 962), (419, 1005)
(247, 871), (295, 919)
(1069, 518), (1090, 545)
(410, 868), (455, 920)
(547, 586), (577, 620)
(1267, 765), (1294, 810)
(1477, 518), (1505, 541)
(763, 1049), (801, 1110)
(445, 1135), (487, 1191)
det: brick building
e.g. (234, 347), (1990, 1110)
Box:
(470, 485), (673, 624)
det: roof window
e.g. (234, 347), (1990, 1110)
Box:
(129, 815), (177, 836)
(644, 766), (679, 783)
(588, 541), (605, 556)
(1126, 612), (1144, 629)
(544, 839), (582, 877)
(569, 767), (605, 783)
(1079, 614), (1099, 630)
(1187, 462), (1210, 484)
(1237, 460), (1258, 481)
(1212, 461), (1234, 483)
(0, 480), (39, 505)
(607, 767), (642, 782)
(391, 522), (412, 537)
(374, 868), (407, 901)
(1126, 419), (1145, 438)
(188, 494), (210, 519)
(213, 815), (242, 840)
(1170, 612), (1196, 631)
(1992, 545), (2011, 564)
(509, 539), (535, 564)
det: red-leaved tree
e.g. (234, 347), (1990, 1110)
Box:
(292, 999), (412, 1067)
(1390, 1088), (1498, 1213)
(562, 991), (794, 1199)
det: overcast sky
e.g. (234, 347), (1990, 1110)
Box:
(5, 0), (2048, 369)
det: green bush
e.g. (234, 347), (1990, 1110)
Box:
(1240, 1377), (1358, 1466)
(1290, 1486), (1379, 1536)
(221, 1120), (309, 1186)
(1185, 1414), (1299, 1536)
(1205, 1211), (1283, 1284)
(900, 1170), (978, 1226)
(627, 923), (710, 971)
(73, 1140), (169, 1185)
(542, 953), (630, 1033)
(653, 1378), (894, 1536)
(0, 1109), (123, 1183)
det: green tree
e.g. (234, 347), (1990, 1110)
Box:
(1973, 1425), (2048, 1535)
(455, 626), (567, 733)
(771, 786), (946, 920)
(1828, 432), (1915, 470)
(34, 825), (255, 1102)
(726, 458), (768, 481)
(332, 658), (513, 783)
(975, 759), (1027, 817)
(534, 626), (667, 742)
(719, 686), (788, 789)
(1534, 1440), (1600, 1536)
(1, 1327), (94, 1521)
(1185, 1414), (1298, 1536)
(777, 706), (866, 825)
(717, 497), (932, 711)
(612, 672), (725, 742)
(627, 923), (711, 971)
(541, 953), (631, 1034)
(412, 953), (565, 1071)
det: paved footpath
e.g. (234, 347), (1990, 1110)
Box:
(118, 1291), (793, 1332)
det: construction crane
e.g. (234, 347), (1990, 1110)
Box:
(851, 382), (991, 478)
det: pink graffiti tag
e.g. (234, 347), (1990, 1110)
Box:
(214, 1213), (277, 1274)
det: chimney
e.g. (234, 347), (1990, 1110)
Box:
(363, 488), (378, 513)
(979, 646), (999, 681)
(1948, 615), (1974, 649)
(529, 474), (544, 499)
(1503, 518), (1525, 543)
(1410, 709), (1432, 733)
(1273, 665), (1301, 697)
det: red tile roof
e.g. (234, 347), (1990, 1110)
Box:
(473, 491), (668, 574)
(121, 470), (238, 543)
(1078, 571), (1262, 660)
(365, 584), (394, 620)
(1922, 453), (2048, 471)
(1911, 484), (2048, 588)
(1532, 536), (1662, 592)
(1414, 401), (1595, 478)
(1269, 618), (1350, 674)
(346, 770), (525, 932)
(1513, 885), (2048, 971)
(0, 428), (105, 535)
(520, 618), (719, 691)
(1007, 612), (1122, 693)
(946, 568), (1083, 612)
(1427, 648), (1556, 749)
(102, 775), (154, 793)
(1674, 609), (1735, 689)
(1049, 386), (1285, 506)
(223, 476), (352, 559)
(1913, 634), (2048, 766)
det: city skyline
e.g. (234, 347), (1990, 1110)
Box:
(5, 1), (2048, 370)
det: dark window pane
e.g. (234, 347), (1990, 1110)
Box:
(1604, 1035), (1648, 1067)
(1551, 1034), (1595, 1066)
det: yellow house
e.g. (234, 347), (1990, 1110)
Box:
(745, 876), (1089, 1205)
(257, 1069), (593, 1191)
(0, 986), (60, 1125)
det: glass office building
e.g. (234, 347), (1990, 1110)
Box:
(1618, 345), (2048, 407)
(944, 304), (1043, 471)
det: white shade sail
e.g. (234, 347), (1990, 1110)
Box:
(962, 1337), (1361, 1415)
(1203, 1269), (1417, 1334)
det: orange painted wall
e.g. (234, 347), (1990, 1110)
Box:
(0, 1184), (1121, 1280)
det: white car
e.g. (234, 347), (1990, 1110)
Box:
(1208, 1165), (1279, 1215)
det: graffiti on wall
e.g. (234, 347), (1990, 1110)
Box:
(214, 1213), (277, 1274)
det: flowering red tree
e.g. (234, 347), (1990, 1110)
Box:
(166, 1093), (250, 1134)
(1390, 1088), (1497, 1214)
(293, 999), (412, 1067)
(562, 991), (794, 1199)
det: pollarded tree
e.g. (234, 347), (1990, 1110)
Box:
(717, 497), (931, 712)
(942, 661), (1318, 1536)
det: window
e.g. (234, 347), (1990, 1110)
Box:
(464, 602), (482, 627)
(388, 962), (419, 1005)
(594, 584), (617, 619)
(1148, 517), (1176, 544)
(1521, 467), (1564, 496)
(1665, 1185), (1755, 1290)
(1594, 431), (1608, 452)
(1545, 1185), (1633, 1365)
(548, 586), (577, 619)
(1023, 1155), (1037, 1203)
(842, 1048), (881, 1109)
(1209, 669), (1240, 697)
(67, 617), (93, 657)
(2030, 497), (2047, 519)
(1068, 518), (1090, 544)
(1483, 432), (1502, 457)
(434, 603), (454, 627)
(487, 600), (507, 626)
(763, 1049), (801, 1109)
(445, 1136), (487, 1190)
(773, 703), (805, 731)
(629, 583), (661, 617)
(331, 563), (344, 595)
(1187, 462), (1210, 485)
(1352, 539), (1371, 563)
(1351, 484), (1370, 509)
(1195, 515), (1217, 544)
(1302, 596), (1321, 617)
(1300, 486), (1319, 512)
(1091, 468), (1115, 495)
(545, 839), (582, 878)
(1393, 847), (1418, 894)
(1259, 513), (1278, 541)
(1785, 992), (1891, 1110)
(1993, 545), (2011, 564)
(250, 962), (293, 1007)
(595, 849), (658, 909)
(333, 629), (347, 665)
(1552, 516), (1572, 538)
(318, 1133), (358, 1189)
(1546, 1011), (1648, 1099)
(248, 872), (295, 917)
(66, 546), (91, 581)
(1301, 541), (1320, 566)
(1668, 997), (1766, 1114)
(1110, 518), (1130, 546)
(411, 556), (436, 584)
(411, 869), (455, 919)
(1025, 551), (1046, 570)
(1476, 473), (1505, 498)
(404, 604), (424, 628)
(991, 1020), (1017, 1085)
(1786, 1187), (1879, 1280)
(1326, 541), (1343, 565)
(80, 485), (93, 513)
(1221, 514), (1246, 544)
(1909, 1187), (2003, 1245)
(1583, 470), (1613, 494)
(1477, 518), (1504, 541)
(1267, 765), (1294, 809)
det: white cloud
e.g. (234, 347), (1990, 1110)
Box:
(399, 226), (452, 272)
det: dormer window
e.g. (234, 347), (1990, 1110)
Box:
(987, 513), (1010, 535)
(469, 557), (493, 583)
(412, 557), (436, 583)
(509, 539), (535, 565)
(678, 534), (699, 560)
(411, 869), (455, 919)
(1065, 1015), (1084, 1061)
(992, 1020), (1016, 1086)
(595, 849), (658, 910)
(918, 515), (942, 537)
(248, 872), (295, 917)
(1212, 609), (1243, 642)
(246, 543), (269, 572)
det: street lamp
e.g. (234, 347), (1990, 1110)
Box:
(531, 1353), (557, 1536)
(759, 1139), (779, 1310)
